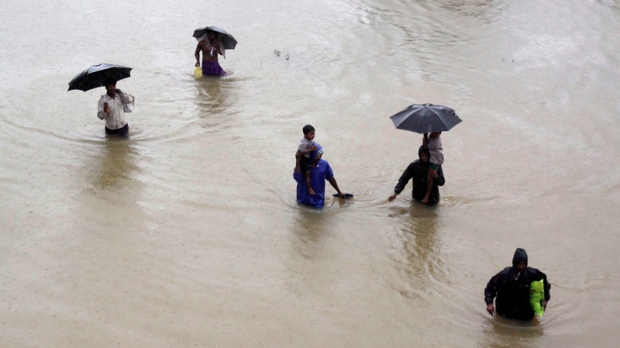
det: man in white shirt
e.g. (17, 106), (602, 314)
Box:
(97, 80), (134, 137)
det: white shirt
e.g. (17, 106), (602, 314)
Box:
(298, 137), (314, 158)
(428, 136), (444, 165)
(97, 92), (133, 130)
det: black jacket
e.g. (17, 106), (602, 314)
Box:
(393, 160), (445, 205)
(484, 266), (551, 320)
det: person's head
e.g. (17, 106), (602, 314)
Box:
(104, 79), (117, 93)
(303, 125), (315, 141)
(512, 248), (528, 273)
(207, 31), (216, 41)
(418, 145), (430, 163)
(429, 131), (442, 139)
(310, 143), (323, 162)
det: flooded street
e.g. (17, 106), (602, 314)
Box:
(1, 0), (619, 346)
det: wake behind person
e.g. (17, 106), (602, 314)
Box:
(195, 30), (226, 76)
(294, 144), (345, 209)
(97, 79), (134, 137)
(388, 145), (445, 205)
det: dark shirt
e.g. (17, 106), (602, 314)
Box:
(393, 160), (445, 205)
(484, 266), (551, 320)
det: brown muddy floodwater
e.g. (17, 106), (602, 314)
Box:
(1, 0), (620, 346)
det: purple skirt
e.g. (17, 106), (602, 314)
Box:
(202, 61), (226, 76)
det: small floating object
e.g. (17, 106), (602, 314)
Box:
(333, 193), (354, 199)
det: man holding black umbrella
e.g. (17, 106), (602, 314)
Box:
(97, 79), (134, 137)
(193, 26), (237, 77)
(195, 30), (227, 76)
(387, 103), (460, 205)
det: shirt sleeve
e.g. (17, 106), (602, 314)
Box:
(393, 162), (415, 194)
(119, 92), (133, 105)
(428, 138), (442, 150)
(97, 95), (107, 120)
(324, 162), (334, 180)
(484, 270), (504, 305)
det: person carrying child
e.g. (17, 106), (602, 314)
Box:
(298, 125), (318, 195)
(421, 132), (443, 204)
(294, 144), (345, 208)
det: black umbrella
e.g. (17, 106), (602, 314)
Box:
(390, 103), (462, 133)
(192, 26), (237, 50)
(67, 63), (132, 92)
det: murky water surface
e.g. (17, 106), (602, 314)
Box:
(1, 0), (619, 346)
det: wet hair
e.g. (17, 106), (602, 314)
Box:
(418, 145), (430, 156)
(302, 125), (315, 135)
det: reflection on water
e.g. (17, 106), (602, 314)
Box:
(2, 0), (620, 345)
(479, 315), (544, 348)
(392, 204), (447, 300)
(73, 139), (148, 260)
(88, 140), (141, 191)
(195, 78), (229, 114)
(281, 207), (336, 299)
(76, 139), (146, 233)
(193, 77), (240, 133)
(290, 208), (330, 259)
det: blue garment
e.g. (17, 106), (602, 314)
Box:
(293, 158), (334, 209)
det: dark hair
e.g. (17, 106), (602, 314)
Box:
(104, 78), (117, 86)
(418, 145), (430, 156)
(303, 125), (315, 135)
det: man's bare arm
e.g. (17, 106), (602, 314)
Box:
(195, 43), (202, 66)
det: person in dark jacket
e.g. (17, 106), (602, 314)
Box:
(388, 145), (445, 205)
(484, 248), (551, 320)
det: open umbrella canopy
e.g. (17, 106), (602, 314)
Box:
(193, 26), (237, 50)
(68, 63), (132, 92)
(390, 103), (462, 134)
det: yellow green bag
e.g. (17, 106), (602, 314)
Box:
(530, 279), (545, 317)
(194, 66), (202, 79)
